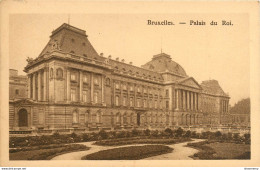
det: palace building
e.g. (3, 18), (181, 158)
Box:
(9, 23), (230, 132)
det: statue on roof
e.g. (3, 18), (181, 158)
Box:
(52, 40), (61, 50)
(26, 57), (34, 64)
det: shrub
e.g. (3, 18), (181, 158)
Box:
(70, 132), (77, 138)
(116, 131), (127, 138)
(244, 133), (250, 144)
(214, 131), (222, 139)
(98, 129), (108, 140)
(144, 129), (151, 136)
(191, 131), (197, 138)
(52, 132), (60, 138)
(131, 129), (139, 136)
(175, 127), (184, 137)
(164, 128), (173, 137)
(82, 133), (89, 142)
(151, 130), (159, 137)
(184, 130), (191, 138)
(227, 132), (233, 141)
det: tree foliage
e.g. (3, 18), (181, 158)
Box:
(230, 98), (250, 114)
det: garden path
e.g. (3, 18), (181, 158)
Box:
(143, 138), (205, 160)
(51, 138), (204, 160)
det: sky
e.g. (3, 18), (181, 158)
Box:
(9, 14), (250, 106)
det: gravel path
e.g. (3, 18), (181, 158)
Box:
(51, 139), (204, 160)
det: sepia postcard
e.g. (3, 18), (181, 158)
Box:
(0, 0), (260, 167)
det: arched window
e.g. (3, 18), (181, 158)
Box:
(72, 110), (79, 124)
(56, 68), (63, 79)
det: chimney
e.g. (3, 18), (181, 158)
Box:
(121, 59), (125, 63)
(108, 55), (111, 59)
(100, 53), (104, 57)
(116, 57), (119, 61)
(129, 62), (133, 65)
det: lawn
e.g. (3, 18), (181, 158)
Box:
(10, 144), (89, 160)
(187, 141), (250, 160)
(94, 137), (191, 146)
(82, 145), (173, 160)
(206, 142), (250, 159)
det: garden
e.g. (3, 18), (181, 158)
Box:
(9, 127), (251, 160)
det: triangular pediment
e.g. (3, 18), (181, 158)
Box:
(178, 77), (201, 89)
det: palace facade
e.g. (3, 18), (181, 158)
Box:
(9, 23), (230, 132)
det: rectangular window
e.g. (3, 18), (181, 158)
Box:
(123, 96), (127, 106)
(130, 86), (133, 91)
(83, 75), (88, 83)
(115, 96), (119, 106)
(123, 84), (127, 90)
(71, 73), (76, 81)
(144, 99), (147, 108)
(71, 89), (76, 101)
(137, 99), (140, 107)
(155, 100), (157, 108)
(15, 89), (19, 95)
(94, 92), (98, 103)
(166, 101), (169, 109)
(130, 97), (133, 107)
(166, 89), (169, 97)
(83, 90), (87, 102)
(94, 77), (99, 85)
(115, 83), (120, 89)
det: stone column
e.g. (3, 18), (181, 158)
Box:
(43, 69), (47, 101)
(183, 90), (186, 110)
(91, 73), (94, 103)
(194, 93), (197, 111)
(197, 93), (201, 111)
(102, 75), (105, 105)
(67, 69), (71, 101)
(176, 89), (179, 110)
(191, 92), (194, 111)
(32, 73), (36, 100)
(38, 71), (41, 101)
(79, 71), (83, 102)
(28, 74), (31, 98)
(187, 91), (190, 110)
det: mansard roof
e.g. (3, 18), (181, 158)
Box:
(201, 80), (229, 97)
(141, 53), (188, 77)
(108, 59), (164, 82)
(38, 23), (100, 60)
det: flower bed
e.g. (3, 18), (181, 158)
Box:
(82, 145), (173, 160)
(95, 137), (191, 146)
(9, 144), (89, 160)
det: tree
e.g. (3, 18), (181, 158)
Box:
(230, 98), (250, 115)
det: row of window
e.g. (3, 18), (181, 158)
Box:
(71, 88), (99, 103)
(114, 95), (169, 109)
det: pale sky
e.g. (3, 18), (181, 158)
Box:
(9, 14), (249, 106)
